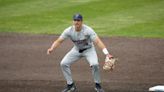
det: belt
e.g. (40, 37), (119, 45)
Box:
(79, 47), (91, 53)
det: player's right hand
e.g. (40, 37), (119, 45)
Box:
(47, 48), (53, 55)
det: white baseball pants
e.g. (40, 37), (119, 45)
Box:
(60, 47), (101, 84)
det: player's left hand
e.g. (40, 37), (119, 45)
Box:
(103, 54), (117, 71)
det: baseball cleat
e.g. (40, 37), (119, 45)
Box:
(62, 83), (77, 92)
(95, 87), (105, 92)
(94, 83), (105, 92)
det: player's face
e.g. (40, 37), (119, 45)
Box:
(73, 19), (82, 31)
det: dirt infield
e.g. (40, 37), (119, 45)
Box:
(0, 33), (164, 92)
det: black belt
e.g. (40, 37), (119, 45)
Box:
(79, 47), (91, 53)
(79, 48), (87, 53)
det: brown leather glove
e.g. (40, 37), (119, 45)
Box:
(103, 55), (117, 71)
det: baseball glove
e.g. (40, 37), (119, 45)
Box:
(103, 56), (117, 71)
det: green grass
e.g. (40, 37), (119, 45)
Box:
(0, 0), (164, 38)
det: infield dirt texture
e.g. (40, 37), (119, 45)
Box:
(1, 0), (164, 91)
(0, 33), (164, 92)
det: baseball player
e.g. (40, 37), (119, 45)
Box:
(47, 13), (115, 92)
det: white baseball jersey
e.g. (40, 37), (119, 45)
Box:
(59, 24), (97, 50)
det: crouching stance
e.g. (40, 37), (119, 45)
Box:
(47, 13), (114, 92)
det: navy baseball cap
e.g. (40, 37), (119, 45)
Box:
(73, 13), (83, 21)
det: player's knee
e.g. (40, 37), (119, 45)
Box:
(91, 64), (99, 70)
(90, 62), (99, 67)
(60, 62), (66, 67)
(60, 62), (69, 68)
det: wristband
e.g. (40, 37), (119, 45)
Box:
(102, 48), (109, 55)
